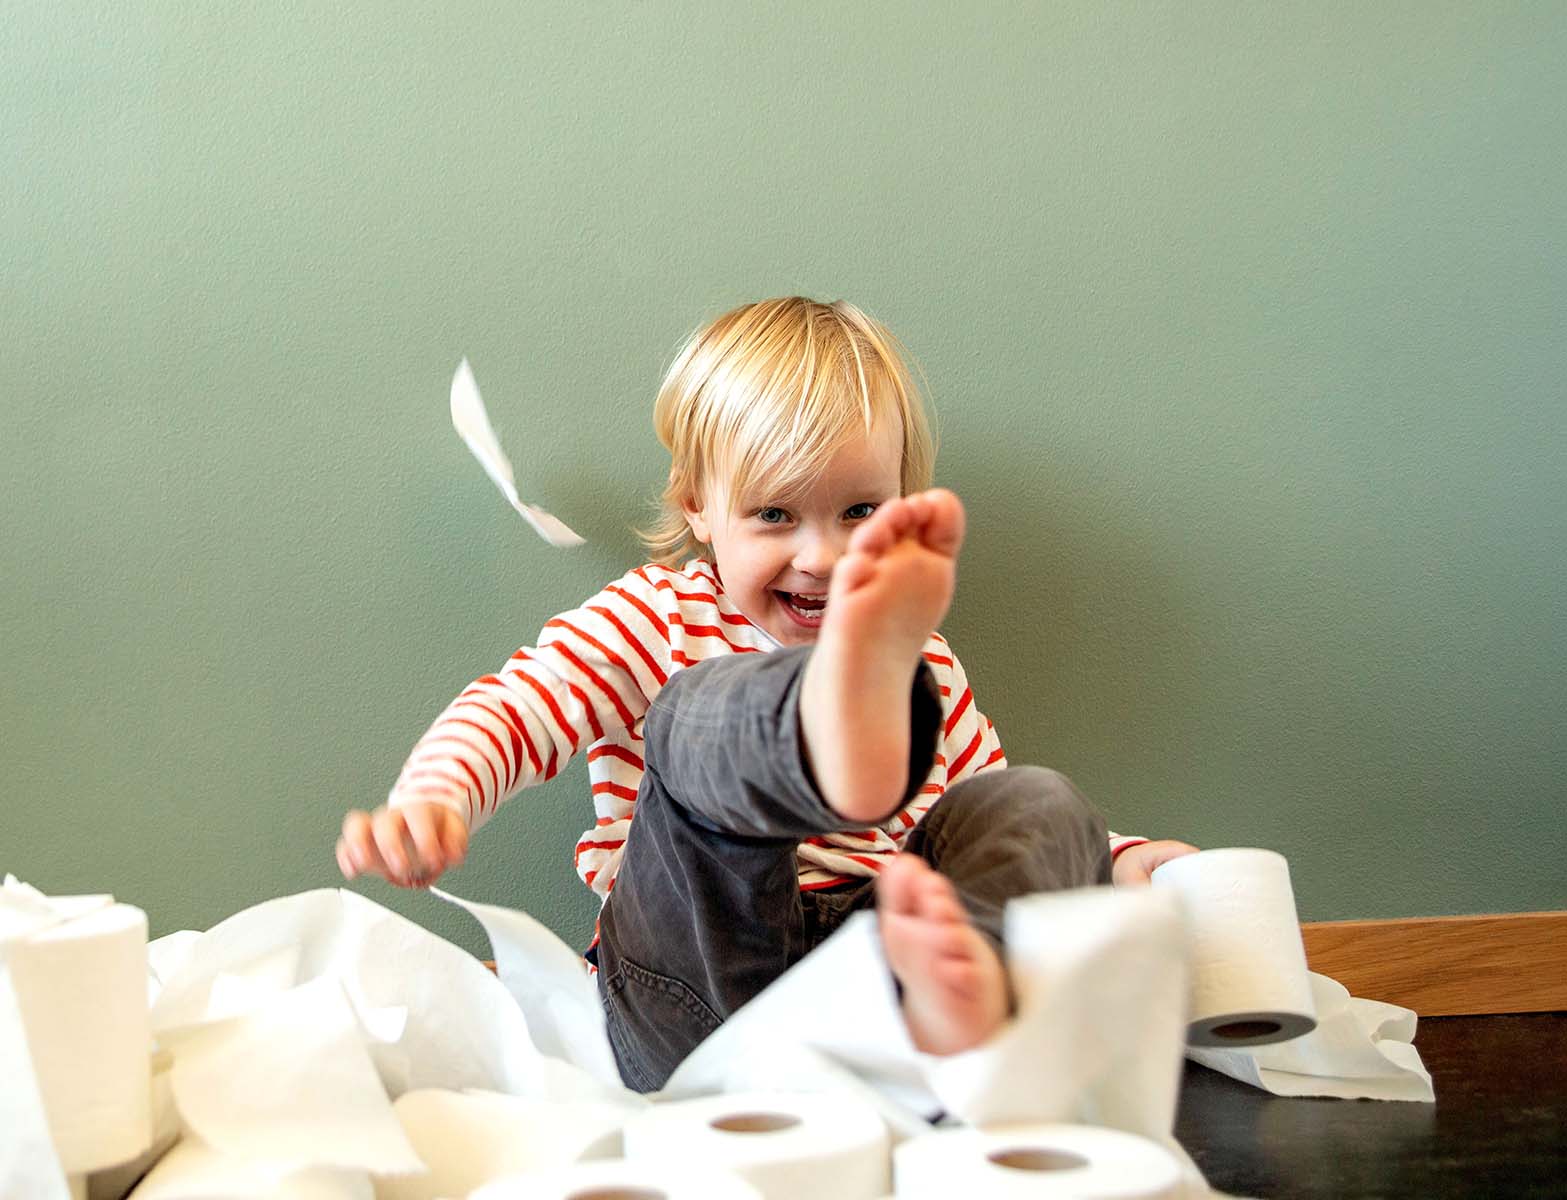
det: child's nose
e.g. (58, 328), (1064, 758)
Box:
(791, 531), (843, 579)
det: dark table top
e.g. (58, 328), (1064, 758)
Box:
(1173, 1012), (1567, 1199)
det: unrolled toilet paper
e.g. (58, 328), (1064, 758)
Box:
(162, 976), (424, 1175)
(1187, 970), (1434, 1101)
(148, 890), (568, 1103)
(471, 1159), (764, 1200)
(375, 1088), (631, 1200)
(125, 1139), (373, 1199)
(1150, 848), (1316, 1048)
(6, 899), (154, 1173)
(431, 887), (620, 1087)
(893, 1123), (1186, 1200)
(623, 1089), (890, 1200)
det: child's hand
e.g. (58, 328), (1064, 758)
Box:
(335, 801), (468, 889)
(1111, 839), (1199, 887)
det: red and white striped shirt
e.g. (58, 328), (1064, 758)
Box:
(388, 559), (1145, 899)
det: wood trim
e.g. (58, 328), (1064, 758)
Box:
(1301, 911), (1567, 1017)
(487, 913), (1566, 1017)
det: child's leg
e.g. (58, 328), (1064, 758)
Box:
(602, 488), (1008, 1083)
(797, 489), (965, 823)
(901, 766), (1111, 946)
(596, 646), (943, 1091)
(875, 768), (1109, 1056)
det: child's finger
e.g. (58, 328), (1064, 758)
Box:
(437, 809), (469, 866)
(371, 809), (413, 880)
(403, 806), (448, 879)
(341, 810), (384, 877)
(335, 836), (357, 880)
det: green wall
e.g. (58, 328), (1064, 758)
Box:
(4, 3), (1563, 956)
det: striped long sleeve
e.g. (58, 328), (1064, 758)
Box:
(386, 564), (687, 830)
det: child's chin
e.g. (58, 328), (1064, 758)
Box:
(768, 618), (822, 646)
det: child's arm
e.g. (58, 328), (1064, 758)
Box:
(336, 568), (674, 887)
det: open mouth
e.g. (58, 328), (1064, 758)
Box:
(776, 591), (827, 626)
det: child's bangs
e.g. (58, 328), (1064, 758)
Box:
(644, 297), (936, 565)
(722, 343), (898, 511)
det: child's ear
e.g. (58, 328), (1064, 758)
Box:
(680, 494), (712, 544)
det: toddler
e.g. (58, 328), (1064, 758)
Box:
(337, 297), (1196, 1091)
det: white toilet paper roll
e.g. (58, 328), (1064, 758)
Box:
(622, 1090), (889, 1200)
(376, 1088), (629, 1200)
(8, 902), (153, 1172)
(89, 1051), (180, 1200)
(470, 1159), (763, 1200)
(1150, 847), (1317, 1047)
(893, 1123), (1185, 1200)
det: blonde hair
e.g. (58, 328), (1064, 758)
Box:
(642, 297), (936, 565)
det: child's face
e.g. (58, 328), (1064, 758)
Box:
(684, 419), (904, 646)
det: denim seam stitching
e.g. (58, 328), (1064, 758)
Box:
(616, 958), (724, 1030)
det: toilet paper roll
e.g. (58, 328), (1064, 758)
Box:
(1150, 847), (1317, 1047)
(623, 1090), (889, 1200)
(376, 1088), (629, 1200)
(8, 902), (153, 1172)
(89, 1050), (180, 1200)
(893, 1123), (1185, 1200)
(470, 1160), (763, 1200)
(125, 1139), (372, 1199)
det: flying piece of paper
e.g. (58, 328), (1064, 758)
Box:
(449, 359), (586, 547)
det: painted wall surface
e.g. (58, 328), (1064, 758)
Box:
(4, 4), (1563, 956)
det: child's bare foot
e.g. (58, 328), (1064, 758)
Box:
(799, 488), (965, 823)
(878, 854), (1010, 1055)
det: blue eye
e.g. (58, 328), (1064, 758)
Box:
(845, 502), (878, 520)
(757, 507), (789, 525)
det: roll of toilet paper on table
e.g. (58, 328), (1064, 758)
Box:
(1150, 847), (1316, 1047)
(893, 1123), (1185, 1200)
(623, 1090), (890, 1200)
(471, 1159), (763, 1200)
(7, 902), (153, 1173)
